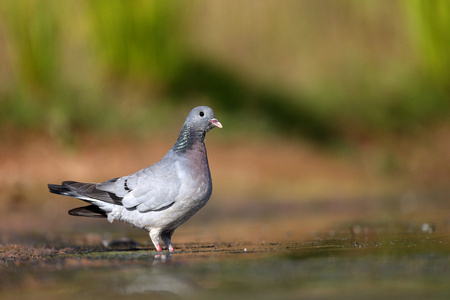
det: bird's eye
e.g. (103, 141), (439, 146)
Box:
(199, 111), (204, 117)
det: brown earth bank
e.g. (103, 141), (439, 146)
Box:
(1, 124), (449, 196)
(0, 126), (449, 245)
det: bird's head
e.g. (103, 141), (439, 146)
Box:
(185, 106), (223, 133)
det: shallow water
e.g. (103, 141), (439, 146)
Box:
(1, 231), (449, 300)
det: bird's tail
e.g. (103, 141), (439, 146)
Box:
(48, 181), (87, 198)
(48, 182), (108, 218)
(68, 205), (107, 218)
(48, 183), (71, 195)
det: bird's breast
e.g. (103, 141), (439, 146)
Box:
(174, 153), (211, 206)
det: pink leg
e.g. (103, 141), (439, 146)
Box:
(149, 229), (162, 252)
(168, 245), (174, 252)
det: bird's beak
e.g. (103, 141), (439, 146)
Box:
(210, 118), (223, 129)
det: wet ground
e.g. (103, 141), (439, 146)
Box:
(0, 234), (449, 299)
(1, 193), (449, 300)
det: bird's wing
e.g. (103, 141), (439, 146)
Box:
(96, 156), (184, 213)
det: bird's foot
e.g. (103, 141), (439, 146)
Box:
(155, 244), (162, 252)
(168, 245), (174, 252)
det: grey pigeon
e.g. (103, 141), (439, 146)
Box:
(48, 106), (222, 252)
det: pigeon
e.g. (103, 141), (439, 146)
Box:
(48, 106), (222, 252)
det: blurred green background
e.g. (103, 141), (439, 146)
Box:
(0, 0), (449, 202)
(1, 0), (448, 142)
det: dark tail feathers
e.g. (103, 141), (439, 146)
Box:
(69, 205), (107, 218)
(48, 183), (71, 195)
(48, 183), (107, 218)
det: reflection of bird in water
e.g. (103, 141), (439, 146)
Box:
(118, 257), (200, 296)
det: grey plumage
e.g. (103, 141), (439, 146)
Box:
(48, 106), (222, 252)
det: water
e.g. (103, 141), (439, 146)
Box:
(0, 233), (448, 300)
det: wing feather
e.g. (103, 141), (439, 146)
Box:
(50, 153), (185, 213)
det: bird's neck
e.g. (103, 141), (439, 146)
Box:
(172, 124), (206, 153)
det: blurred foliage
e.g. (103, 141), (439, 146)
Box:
(86, 0), (185, 84)
(168, 59), (338, 142)
(0, 0), (449, 144)
(1, 0), (61, 95)
(405, 0), (450, 86)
